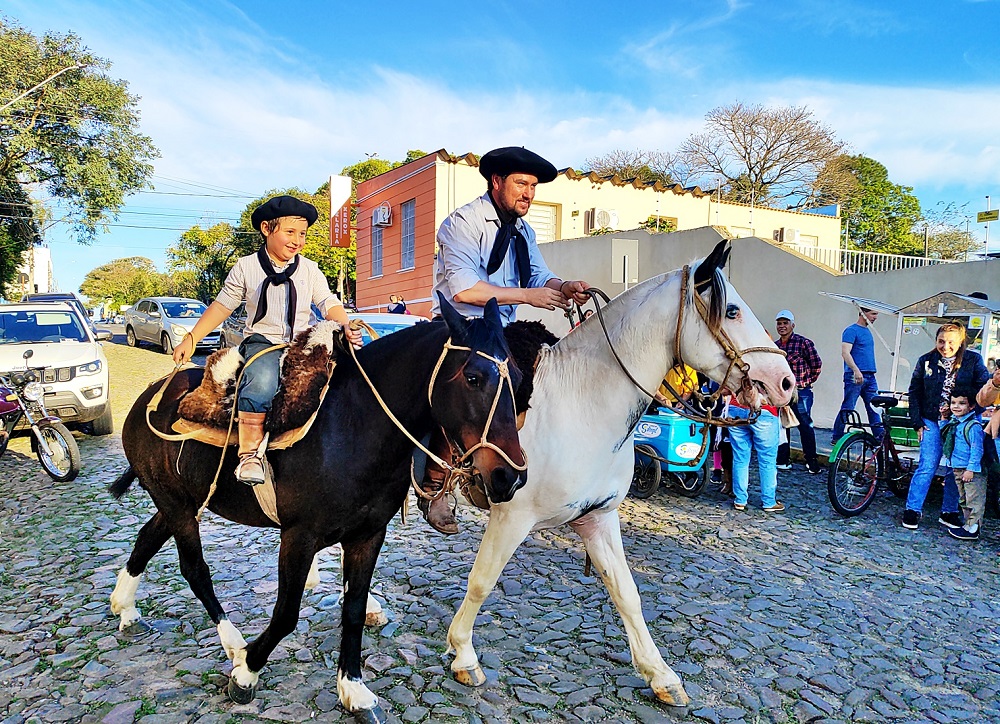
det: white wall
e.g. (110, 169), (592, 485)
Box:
(521, 228), (1000, 428)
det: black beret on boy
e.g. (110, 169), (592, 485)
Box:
(251, 195), (319, 231)
(479, 147), (558, 183)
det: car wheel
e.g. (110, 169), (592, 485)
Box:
(161, 333), (174, 354)
(89, 402), (114, 436)
(125, 326), (137, 347)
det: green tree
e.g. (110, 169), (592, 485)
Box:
(0, 19), (159, 294)
(166, 223), (241, 302)
(79, 257), (166, 307)
(834, 156), (922, 254)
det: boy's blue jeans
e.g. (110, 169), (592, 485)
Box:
(729, 407), (780, 508)
(831, 371), (884, 444)
(905, 417), (959, 515)
(237, 334), (284, 413)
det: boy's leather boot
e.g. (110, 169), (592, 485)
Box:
(235, 412), (267, 485)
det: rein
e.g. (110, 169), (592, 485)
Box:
(347, 330), (526, 506)
(579, 266), (786, 427)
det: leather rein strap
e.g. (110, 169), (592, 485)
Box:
(581, 266), (786, 427)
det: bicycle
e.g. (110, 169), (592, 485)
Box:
(827, 393), (916, 517)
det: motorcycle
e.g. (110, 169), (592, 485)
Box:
(0, 349), (81, 482)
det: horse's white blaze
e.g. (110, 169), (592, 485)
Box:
(231, 648), (259, 689)
(109, 568), (142, 630)
(305, 555), (321, 591)
(217, 619), (247, 661)
(337, 669), (378, 711)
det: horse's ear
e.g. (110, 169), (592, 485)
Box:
(693, 239), (731, 290)
(483, 298), (503, 331)
(437, 291), (471, 342)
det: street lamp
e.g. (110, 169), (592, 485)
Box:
(0, 64), (84, 113)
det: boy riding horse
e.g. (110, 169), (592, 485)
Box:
(173, 195), (363, 484)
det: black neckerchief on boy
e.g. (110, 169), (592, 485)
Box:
(252, 244), (299, 338)
(485, 193), (531, 288)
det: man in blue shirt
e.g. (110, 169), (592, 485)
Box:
(423, 146), (590, 533)
(831, 307), (885, 444)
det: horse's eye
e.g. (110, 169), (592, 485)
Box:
(465, 373), (482, 388)
(726, 304), (740, 320)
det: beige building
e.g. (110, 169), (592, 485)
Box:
(355, 150), (841, 315)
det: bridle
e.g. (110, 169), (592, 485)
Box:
(349, 335), (527, 506)
(578, 264), (786, 428)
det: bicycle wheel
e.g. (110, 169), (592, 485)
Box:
(828, 434), (879, 516)
(631, 444), (662, 499)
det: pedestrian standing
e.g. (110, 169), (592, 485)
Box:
(831, 307), (884, 445)
(728, 393), (784, 512)
(773, 310), (823, 474)
(940, 389), (987, 540)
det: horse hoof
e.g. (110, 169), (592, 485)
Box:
(352, 704), (388, 724)
(364, 611), (388, 627)
(227, 676), (257, 704)
(654, 683), (691, 707)
(453, 665), (486, 687)
(120, 619), (153, 638)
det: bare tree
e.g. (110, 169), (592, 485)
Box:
(584, 149), (684, 186)
(679, 103), (845, 209)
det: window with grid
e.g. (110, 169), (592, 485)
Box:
(400, 199), (415, 270)
(371, 226), (383, 277)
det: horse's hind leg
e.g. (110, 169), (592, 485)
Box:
(111, 511), (172, 633)
(168, 515), (248, 665)
(569, 509), (689, 706)
(311, 547), (388, 627)
(229, 527), (318, 704)
(447, 509), (534, 687)
(337, 530), (389, 720)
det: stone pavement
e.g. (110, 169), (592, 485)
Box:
(1, 343), (1000, 724)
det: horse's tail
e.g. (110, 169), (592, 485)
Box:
(109, 465), (137, 500)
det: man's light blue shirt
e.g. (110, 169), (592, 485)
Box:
(431, 193), (557, 325)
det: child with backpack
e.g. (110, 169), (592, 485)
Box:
(941, 388), (988, 540)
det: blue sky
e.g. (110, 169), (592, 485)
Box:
(7, 0), (1000, 297)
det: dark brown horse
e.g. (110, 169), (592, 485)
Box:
(108, 297), (525, 723)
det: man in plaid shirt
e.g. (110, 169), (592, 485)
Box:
(774, 310), (823, 473)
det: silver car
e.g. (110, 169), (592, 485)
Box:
(124, 297), (221, 354)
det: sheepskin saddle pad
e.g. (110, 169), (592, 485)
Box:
(177, 321), (341, 437)
(503, 320), (559, 416)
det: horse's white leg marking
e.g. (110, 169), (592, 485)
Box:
(230, 648), (260, 689)
(217, 619), (248, 661)
(305, 553), (321, 591)
(448, 509), (535, 681)
(337, 668), (378, 712)
(569, 510), (689, 706)
(109, 568), (142, 630)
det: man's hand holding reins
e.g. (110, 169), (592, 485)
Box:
(558, 279), (592, 306)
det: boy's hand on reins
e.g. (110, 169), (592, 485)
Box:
(173, 336), (194, 365)
(344, 326), (363, 348)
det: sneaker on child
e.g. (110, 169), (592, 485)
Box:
(938, 512), (964, 529)
(902, 509), (921, 529)
(948, 526), (980, 541)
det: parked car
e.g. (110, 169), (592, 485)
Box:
(0, 301), (114, 435)
(217, 306), (427, 349)
(21, 292), (113, 338)
(124, 297), (221, 354)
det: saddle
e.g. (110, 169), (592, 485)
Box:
(173, 321), (342, 449)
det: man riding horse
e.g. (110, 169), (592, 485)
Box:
(172, 195), (363, 484)
(421, 146), (592, 534)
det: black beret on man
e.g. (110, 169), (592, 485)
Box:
(251, 195), (319, 231)
(479, 146), (558, 184)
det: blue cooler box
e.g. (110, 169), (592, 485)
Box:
(634, 408), (710, 472)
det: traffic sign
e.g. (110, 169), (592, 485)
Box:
(977, 209), (999, 223)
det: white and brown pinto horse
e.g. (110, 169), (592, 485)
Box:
(445, 240), (795, 706)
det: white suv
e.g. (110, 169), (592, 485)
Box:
(0, 301), (114, 434)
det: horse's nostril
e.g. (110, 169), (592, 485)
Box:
(782, 376), (794, 391)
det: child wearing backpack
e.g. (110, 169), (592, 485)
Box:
(941, 388), (987, 540)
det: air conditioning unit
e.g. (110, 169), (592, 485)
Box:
(782, 228), (800, 244)
(372, 204), (392, 227)
(584, 207), (619, 233)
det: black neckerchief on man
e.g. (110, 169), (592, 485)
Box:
(485, 191), (532, 288)
(252, 243), (299, 338)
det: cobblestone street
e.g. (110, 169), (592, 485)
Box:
(1, 341), (999, 724)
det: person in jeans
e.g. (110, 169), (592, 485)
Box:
(902, 322), (990, 530)
(940, 389), (986, 540)
(728, 394), (783, 512)
(831, 307), (884, 445)
(773, 310), (822, 473)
